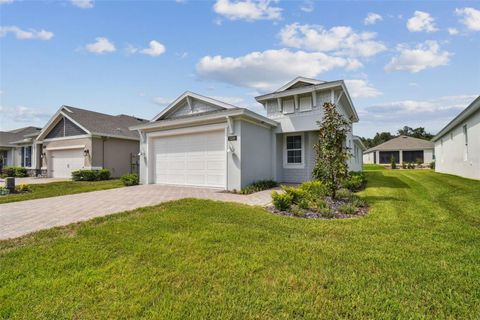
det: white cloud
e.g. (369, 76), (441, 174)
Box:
(344, 80), (382, 98)
(279, 23), (386, 57)
(0, 26), (54, 40)
(364, 13), (383, 25)
(85, 37), (116, 54)
(213, 0), (282, 21)
(0, 0), (15, 5)
(407, 11), (438, 32)
(0, 105), (51, 123)
(196, 49), (361, 90)
(448, 27), (459, 35)
(140, 40), (166, 57)
(71, 0), (94, 9)
(366, 95), (477, 115)
(300, 0), (314, 13)
(455, 7), (480, 31)
(385, 40), (451, 73)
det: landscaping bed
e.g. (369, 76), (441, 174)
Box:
(268, 172), (368, 219)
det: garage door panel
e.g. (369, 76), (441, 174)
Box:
(50, 149), (84, 178)
(153, 129), (225, 188)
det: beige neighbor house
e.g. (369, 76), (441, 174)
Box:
(130, 77), (363, 191)
(0, 127), (42, 174)
(432, 96), (480, 180)
(35, 106), (146, 178)
(363, 135), (434, 165)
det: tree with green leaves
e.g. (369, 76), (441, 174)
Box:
(313, 102), (351, 198)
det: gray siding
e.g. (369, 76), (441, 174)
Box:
(45, 117), (86, 139)
(166, 100), (222, 119)
(240, 121), (273, 187)
(277, 131), (317, 184)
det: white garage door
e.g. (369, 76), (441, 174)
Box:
(50, 149), (84, 178)
(153, 130), (226, 188)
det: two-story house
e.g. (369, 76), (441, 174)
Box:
(131, 77), (363, 190)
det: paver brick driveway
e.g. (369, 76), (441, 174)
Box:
(0, 184), (273, 240)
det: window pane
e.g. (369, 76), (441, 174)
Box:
(287, 150), (302, 163)
(286, 135), (302, 150)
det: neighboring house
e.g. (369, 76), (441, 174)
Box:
(432, 96), (480, 180)
(352, 136), (366, 171)
(0, 127), (42, 173)
(131, 77), (361, 190)
(363, 135), (434, 165)
(34, 106), (146, 178)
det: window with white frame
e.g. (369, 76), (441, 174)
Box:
(299, 96), (312, 112)
(463, 124), (468, 161)
(282, 99), (294, 114)
(284, 134), (304, 167)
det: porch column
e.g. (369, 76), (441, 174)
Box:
(375, 151), (380, 164)
(399, 150), (403, 164)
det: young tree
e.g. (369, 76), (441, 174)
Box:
(313, 102), (351, 198)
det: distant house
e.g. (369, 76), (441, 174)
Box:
(35, 106), (146, 178)
(363, 135), (434, 165)
(432, 96), (479, 180)
(0, 127), (42, 172)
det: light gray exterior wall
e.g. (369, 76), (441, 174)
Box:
(435, 108), (480, 179)
(226, 120), (241, 191)
(240, 120), (273, 188)
(275, 131), (317, 184)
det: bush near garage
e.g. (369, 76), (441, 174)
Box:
(71, 169), (111, 181)
(121, 173), (139, 186)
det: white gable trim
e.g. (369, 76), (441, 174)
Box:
(152, 91), (239, 121)
(36, 106), (92, 141)
(275, 77), (324, 92)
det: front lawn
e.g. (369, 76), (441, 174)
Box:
(0, 171), (479, 319)
(0, 179), (124, 204)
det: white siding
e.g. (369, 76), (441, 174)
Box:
(435, 109), (480, 179)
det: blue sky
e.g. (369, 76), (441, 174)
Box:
(1, 0), (479, 137)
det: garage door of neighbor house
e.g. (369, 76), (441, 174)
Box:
(153, 130), (226, 188)
(50, 149), (84, 178)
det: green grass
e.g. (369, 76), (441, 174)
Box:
(0, 180), (124, 204)
(1, 171), (479, 319)
(363, 163), (386, 171)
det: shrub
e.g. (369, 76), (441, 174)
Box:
(0, 186), (9, 196)
(352, 197), (367, 208)
(309, 198), (328, 212)
(390, 156), (397, 169)
(2, 167), (16, 177)
(402, 162), (407, 169)
(338, 203), (357, 215)
(2, 166), (28, 177)
(271, 191), (293, 211)
(15, 167), (28, 177)
(15, 184), (32, 193)
(71, 169), (111, 181)
(121, 173), (139, 186)
(344, 172), (366, 192)
(407, 162), (415, 169)
(430, 161), (435, 169)
(282, 186), (310, 204)
(240, 180), (277, 194)
(97, 169), (111, 181)
(300, 180), (326, 199)
(336, 188), (353, 200)
(297, 198), (310, 210)
(290, 205), (306, 218)
(319, 207), (334, 218)
(416, 158), (423, 166)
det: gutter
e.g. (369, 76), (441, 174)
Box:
(129, 108), (278, 131)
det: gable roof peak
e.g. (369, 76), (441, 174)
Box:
(275, 76), (325, 92)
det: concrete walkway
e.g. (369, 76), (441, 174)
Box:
(0, 184), (273, 240)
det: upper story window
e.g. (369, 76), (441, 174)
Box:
(299, 95), (312, 112)
(282, 99), (294, 114)
(284, 134), (304, 168)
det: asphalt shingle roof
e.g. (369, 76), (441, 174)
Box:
(365, 135), (434, 153)
(0, 127), (41, 147)
(62, 106), (148, 139)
